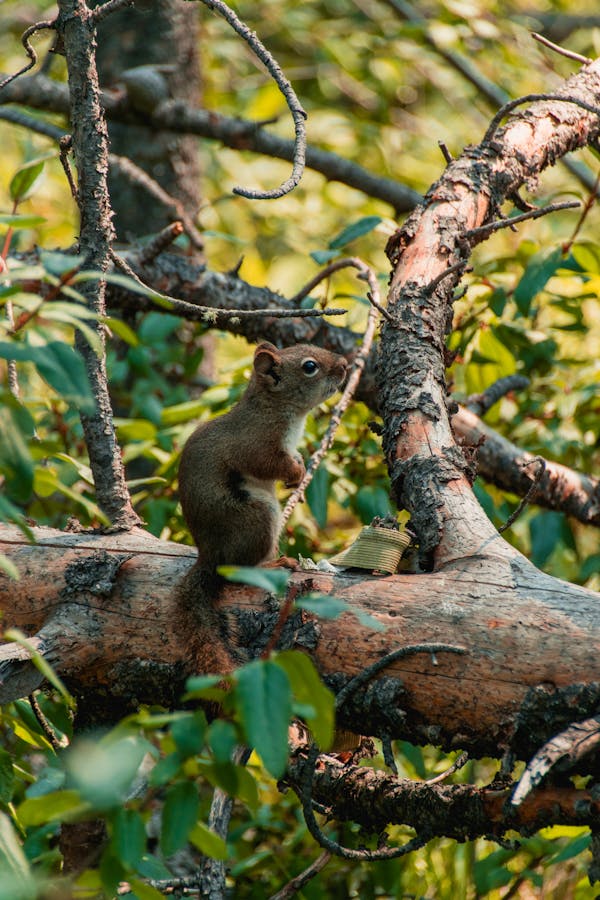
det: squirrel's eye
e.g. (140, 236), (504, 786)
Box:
(301, 359), (319, 376)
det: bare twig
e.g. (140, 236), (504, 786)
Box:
(111, 250), (346, 321)
(139, 222), (185, 264)
(466, 374), (530, 417)
(0, 106), (64, 140)
(425, 751), (469, 785)
(59, 135), (78, 201)
(483, 93), (600, 144)
(0, 21), (55, 92)
(498, 457), (546, 534)
(531, 32), (592, 66)
(29, 692), (66, 751)
(109, 154), (204, 250)
(562, 167), (600, 255)
(268, 851), (332, 900)
(424, 260), (469, 292)
(438, 140), (453, 165)
(197, 0), (307, 200)
(92, 0), (135, 24)
(465, 200), (580, 241)
(298, 643), (466, 860)
(281, 261), (382, 525)
(289, 255), (393, 322)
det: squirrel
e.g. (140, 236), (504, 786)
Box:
(176, 341), (348, 675)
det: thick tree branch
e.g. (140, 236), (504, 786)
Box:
(378, 59), (600, 565)
(0, 73), (420, 212)
(56, 0), (140, 528)
(1, 524), (599, 768)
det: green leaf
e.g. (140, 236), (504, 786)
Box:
(581, 554), (600, 580)
(9, 159), (46, 203)
(530, 511), (573, 567)
(148, 752), (182, 788)
(207, 719), (238, 763)
(296, 594), (386, 631)
(103, 316), (140, 346)
(276, 651), (334, 749)
(310, 249), (340, 265)
(0, 340), (95, 414)
(171, 711), (207, 758)
(4, 628), (74, 706)
(329, 216), (382, 250)
(189, 822), (227, 860)
(0, 750), (15, 804)
(0, 401), (34, 503)
(218, 565), (290, 596)
(66, 735), (151, 810)
(235, 660), (291, 778)
(17, 790), (85, 826)
(112, 808), (146, 869)
(0, 553), (19, 580)
(0, 214), (46, 230)
(0, 811), (34, 896)
(305, 465), (329, 528)
(513, 247), (563, 316)
(160, 781), (199, 857)
(355, 485), (392, 525)
(126, 878), (166, 900)
(40, 251), (86, 277)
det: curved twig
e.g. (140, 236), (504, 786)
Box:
(531, 32), (592, 66)
(465, 200), (580, 241)
(198, 0), (307, 200)
(483, 93), (600, 144)
(298, 644), (466, 860)
(0, 20), (56, 92)
(111, 251), (346, 320)
(281, 260), (384, 526)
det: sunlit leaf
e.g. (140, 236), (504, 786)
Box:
(235, 660), (291, 778)
(160, 781), (199, 856)
(9, 159), (46, 203)
(276, 650), (334, 749)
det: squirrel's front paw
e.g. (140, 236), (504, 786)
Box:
(285, 455), (305, 488)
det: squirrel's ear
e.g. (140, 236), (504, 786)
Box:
(254, 342), (282, 378)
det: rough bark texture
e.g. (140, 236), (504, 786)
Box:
(56, 0), (140, 528)
(1, 525), (599, 768)
(378, 60), (600, 566)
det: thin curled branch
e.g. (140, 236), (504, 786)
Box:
(268, 851), (332, 900)
(111, 251), (346, 321)
(197, 0), (307, 200)
(281, 260), (383, 525)
(498, 457), (547, 534)
(483, 93), (600, 144)
(465, 200), (580, 240)
(0, 21), (55, 92)
(299, 644), (466, 860)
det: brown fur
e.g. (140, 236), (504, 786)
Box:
(175, 342), (347, 674)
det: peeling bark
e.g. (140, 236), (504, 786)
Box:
(1, 525), (599, 767)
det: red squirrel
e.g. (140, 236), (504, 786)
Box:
(176, 341), (348, 674)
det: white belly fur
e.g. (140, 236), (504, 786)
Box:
(283, 415), (306, 455)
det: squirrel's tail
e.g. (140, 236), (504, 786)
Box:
(174, 565), (240, 676)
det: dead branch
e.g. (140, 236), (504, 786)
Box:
(0, 72), (420, 212)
